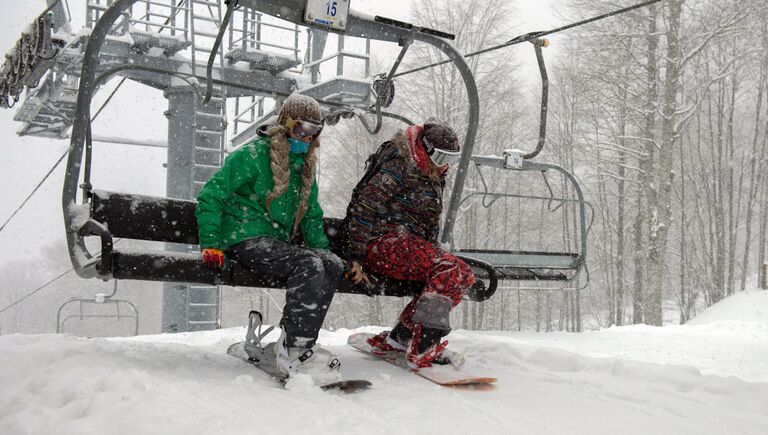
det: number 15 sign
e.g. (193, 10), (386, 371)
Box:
(304, 0), (351, 31)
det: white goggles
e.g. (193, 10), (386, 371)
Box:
(423, 136), (461, 166)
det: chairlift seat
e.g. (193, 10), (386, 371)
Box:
(83, 190), (494, 300)
(454, 249), (581, 281)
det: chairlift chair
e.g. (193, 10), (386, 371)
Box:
(61, 0), (589, 305)
(56, 282), (140, 336)
(443, 39), (590, 296)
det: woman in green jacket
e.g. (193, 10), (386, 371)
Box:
(195, 94), (342, 382)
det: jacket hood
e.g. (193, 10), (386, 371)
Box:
(394, 125), (447, 178)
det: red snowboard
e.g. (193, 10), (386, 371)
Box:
(348, 332), (497, 387)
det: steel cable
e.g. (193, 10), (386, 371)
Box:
(393, 0), (662, 78)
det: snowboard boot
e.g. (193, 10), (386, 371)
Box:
(406, 323), (464, 369)
(367, 322), (411, 354)
(275, 330), (342, 385)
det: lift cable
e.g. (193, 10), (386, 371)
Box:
(0, 74), (137, 236)
(0, 2), (190, 318)
(394, 0), (662, 78)
(0, 0), (188, 236)
(0, 152), (67, 234)
(0, 238), (122, 318)
(0, 269), (73, 316)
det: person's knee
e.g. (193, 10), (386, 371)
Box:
(295, 251), (345, 285)
(457, 259), (476, 288)
(411, 293), (452, 331)
(293, 252), (326, 279)
(322, 253), (344, 280)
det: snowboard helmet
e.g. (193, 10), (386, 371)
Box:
(422, 121), (461, 166)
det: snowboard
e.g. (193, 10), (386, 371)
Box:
(348, 332), (497, 387)
(227, 341), (372, 393)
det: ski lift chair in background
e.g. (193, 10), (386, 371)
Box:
(451, 157), (589, 287)
(57, 281), (140, 336)
(446, 38), (590, 296)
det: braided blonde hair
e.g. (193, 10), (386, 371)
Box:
(265, 124), (320, 238)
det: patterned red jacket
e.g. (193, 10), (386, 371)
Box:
(344, 125), (447, 262)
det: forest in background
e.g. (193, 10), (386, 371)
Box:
(322, 0), (768, 331)
(549, 0), (768, 327)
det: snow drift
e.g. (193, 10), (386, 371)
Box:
(1, 291), (768, 435)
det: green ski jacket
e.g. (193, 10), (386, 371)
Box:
(195, 137), (329, 250)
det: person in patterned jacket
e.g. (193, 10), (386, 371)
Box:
(343, 121), (476, 369)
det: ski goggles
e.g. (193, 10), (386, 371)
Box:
(284, 117), (324, 140)
(423, 136), (461, 167)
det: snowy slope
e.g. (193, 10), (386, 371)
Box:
(2, 293), (768, 435)
(687, 289), (768, 326)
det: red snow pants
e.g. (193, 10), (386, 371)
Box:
(364, 233), (476, 331)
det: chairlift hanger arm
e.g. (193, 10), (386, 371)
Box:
(65, 0), (133, 278)
(526, 39), (549, 160)
(359, 34), (415, 135)
(204, 0), (240, 104)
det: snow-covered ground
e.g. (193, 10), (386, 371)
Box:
(2, 291), (768, 435)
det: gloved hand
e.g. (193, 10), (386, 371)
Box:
(202, 248), (225, 270)
(348, 261), (371, 286)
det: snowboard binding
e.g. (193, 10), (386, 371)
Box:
(243, 310), (275, 362)
(228, 312), (372, 392)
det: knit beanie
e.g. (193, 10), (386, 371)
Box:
(423, 121), (460, 152)
(277, 93), (323, 125)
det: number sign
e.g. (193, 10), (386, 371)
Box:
(304, 0), (351, 31)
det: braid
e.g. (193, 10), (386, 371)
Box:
(292, 138), (319, 237)
(427, 163), (443, 182)
(265, 125), (290, 210)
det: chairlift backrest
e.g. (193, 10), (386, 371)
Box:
(83, 190), (473, 299)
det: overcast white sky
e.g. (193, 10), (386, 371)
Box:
(0, 0), (560, 264)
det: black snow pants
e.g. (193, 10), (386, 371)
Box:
(227, 237), (343, 348)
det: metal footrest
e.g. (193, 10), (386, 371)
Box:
(300, 77), (372, 104)
(225, 48), (299, 74)
(129, 29), (191, 55)
(15, 99), (76, 138)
